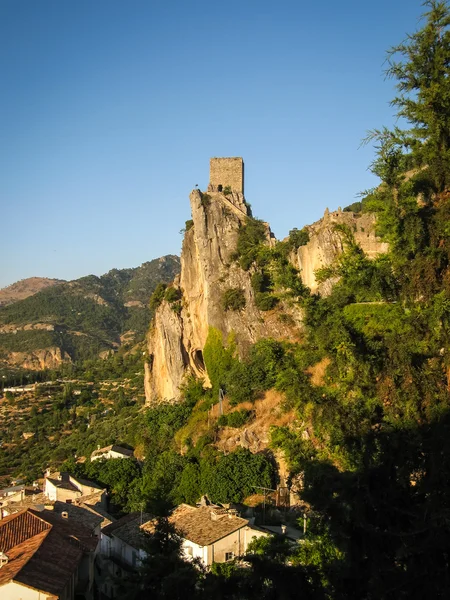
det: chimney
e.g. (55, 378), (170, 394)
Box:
(0, 552), (9, 568)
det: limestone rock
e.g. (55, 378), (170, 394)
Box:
(7, 347), (71, 370)
(292, 209), (388, 295)
(145, 190), (301, 404)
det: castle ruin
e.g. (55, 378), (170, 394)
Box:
(208, 157), (244, 194)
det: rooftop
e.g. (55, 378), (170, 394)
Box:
(143, 504), (250, 547)
(91, 444), (134, 458)
(102, 512), (153, 549)
(0, 509), (97, 596)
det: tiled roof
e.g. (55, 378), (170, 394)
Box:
(52, 501), (103, 532)
(0, 509), (98, 596)
(71, 476), (103, 490)
(168, 504), (249, 546)
(0, 509), (50, 552)
(46, 477), (80, 492)
(102, 512), (152, 549)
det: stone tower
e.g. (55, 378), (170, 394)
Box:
(208, 157), (244, 194)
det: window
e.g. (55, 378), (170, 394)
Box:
(186, 546), (193, 556)
(225, 552), (234, 561)
(218, 184), (223, 192)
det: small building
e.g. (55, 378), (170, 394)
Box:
(91, 444), (134, 462)
(0, 508), (98, 599)
(98, 512), (151, 598)
(44, 471), (106, 507)
(142, 503), (267, 567)
(208, 157), (244, 194)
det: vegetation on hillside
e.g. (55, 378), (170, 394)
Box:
(0, 256), (180, 374)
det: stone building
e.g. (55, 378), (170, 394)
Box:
(208, 157), (244, 194)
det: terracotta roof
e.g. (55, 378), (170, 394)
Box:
(0, 509), (98, 596)
(0, 509), (50, 551)
(168, 504), (249, 546)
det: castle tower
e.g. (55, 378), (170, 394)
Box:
(209, 157), (244, 194)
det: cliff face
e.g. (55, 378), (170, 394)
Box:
(145, 194), (389, 404)
(292, 208), (389, 295)
(144, 190), (302, 403)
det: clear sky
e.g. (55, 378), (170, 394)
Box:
(0, 0), (427, 288)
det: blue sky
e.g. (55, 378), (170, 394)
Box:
(0, 0), (426, 288)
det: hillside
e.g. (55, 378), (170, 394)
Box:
(0, 277), (65, 307)
(0, 256), (180, 374)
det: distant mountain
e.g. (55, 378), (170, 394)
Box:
(0, 277), (65, 307)
(0, 256), (180, 372)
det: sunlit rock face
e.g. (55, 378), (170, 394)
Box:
(144, 189), (301, 404)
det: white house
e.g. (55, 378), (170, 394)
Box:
(44, 471), (106, 506)
(90, 444), (134, 462)
(165, 504), (268, 566)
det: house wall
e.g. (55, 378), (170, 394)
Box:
(0, 578), (75, 599)
(92, 450), (129, 461)
(0, 581), (44, 599)
(181, 525), (268, 567)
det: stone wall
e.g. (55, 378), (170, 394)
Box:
(209, 157), (244, 193)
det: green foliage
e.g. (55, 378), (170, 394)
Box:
(164, 287), (182, 303)
(218, 409), (252, 428)
(286, 227), (310, 250)
(0, 258), (180, 370)
(149, 283), (167, 311)
(343, 201), (363, 213)
(223, 185), (232, 195)
(201, 447), (274, 503)
(255, 292), (278, 311)
(182, 219), (194, 233)
(200, 192), (211, 207)
(251, 270), (272, 293)
(203, 327), (238, 394)
(222, 288), (246, 311)
(235, 218), (267, 270)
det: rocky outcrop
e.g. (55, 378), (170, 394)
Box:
(145, 193), (389, 404)
(145, 190), (302, 403)
(292, 208), (389, 295)
(6, 347), (71, 370)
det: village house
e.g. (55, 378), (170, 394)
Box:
(44, 471), (106, 506)
(0, 508), (98, 599)
(98, 512), (152, 598)
(90, 444), (134, 462)
(162, 503), (268, 566)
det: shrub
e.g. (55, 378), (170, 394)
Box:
(235, 219), (267, 270)
(149, 283), (167, 311)
(222, 288), (246, 311)
(251, 270), (273, 293)
(255, 292), (278, 311)
(223, 185), (232, 195)
(180, 219), (194, 234)
(218, 409), (251, 428)
(203, 328), (238, 394)
(287, 227), (310, 250)
(164, 287), (181, 303)
(200, 193), (211, 208)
